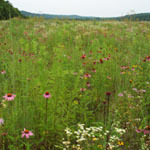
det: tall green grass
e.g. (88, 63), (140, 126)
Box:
(0, 18), (150, 149)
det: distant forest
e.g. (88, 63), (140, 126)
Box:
(0, 0), (23, 20)
(21, 11), (150, 21)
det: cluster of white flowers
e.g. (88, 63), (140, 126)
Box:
(1, 100), (7, 108)
(74, 124), (103, 142)
(114, 128), (126, 135)
(62, 124), (104, 149)
(64, 127), (72, 137)
(62, 123), (125, 149)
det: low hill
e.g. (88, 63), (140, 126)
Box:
(0, 0), (23, 20)
(21, 11), (150, 21)
(20, 11), (99, 20)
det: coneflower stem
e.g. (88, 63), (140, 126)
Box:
(104, 103), (106, 126)
(45, 99), (48, 125)
(106, 96), (110, 125)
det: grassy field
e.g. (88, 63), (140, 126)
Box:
(0, 18), (150, 150)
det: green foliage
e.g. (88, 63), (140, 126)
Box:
(0, 0), (23, 20)
(0, 18), (150, 149)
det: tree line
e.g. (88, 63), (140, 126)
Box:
(0, 0), (23, 20)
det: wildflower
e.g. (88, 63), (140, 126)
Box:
(93, 61), (97, 65)
(118, 141), (124, 146)
(3, 93), (16, 101)
(118, 93), (123, 97)
(86, 82), (90, 87)
(81, 54), (86, 59)
(2, 132), (7, 136)
(93, 137), (98, 141)
(120, 66), (126, 69)
(136, 129), (142, 133)
(92, 68), (96, 72)
(62, 141), (71, 145)
(18, 59), (22, 62)
(99, 59), (103, 64)
(129, 79), (133, 83)
(84, 73), (91, 78)
(132, 88), (137, 91)
(1, 70), (6, 74)
(80, 88), (86, 92)
(43, 92), (51, 99)
(106, 92), (111, 96)
(120, 71), (126, 74)
(0, 118), (4, 125)
(97, 145), (102, 148)
(143, 126), (150, 134)
(21, 128), (34, 139)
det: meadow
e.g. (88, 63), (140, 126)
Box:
(0, 18), (150, 150)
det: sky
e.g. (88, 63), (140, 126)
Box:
(9, 0), (150, 17)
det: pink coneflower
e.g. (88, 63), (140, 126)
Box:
(0, 118), (4, 125)
(81, 54), (86, 59)
(86, 82), (90, 87)
(1, 70), (6, 74)
(80, 88), (86, 92)
(84, 73), (91, 78)
(21, 128), (34, 139)
(106, 92), (112, 96)
(93, 61), (97, 65)
(3, 93), (16, 101)
(92, 68), (96, 72)
(136, 129), (142, 133)
(99, 59), (103, 64)
(2, 132), (7, 136)
(118, 93), (123, 97)
(43, 92), (51, 99)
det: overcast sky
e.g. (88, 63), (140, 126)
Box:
(9, 0), (150, 17)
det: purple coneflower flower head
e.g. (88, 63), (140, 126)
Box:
(143, 130), (150, 134)
(1, 70), (6, 74)
(1, 132), (7, 136)
(84, 73), (91, 78)
(3, 93), (16, 101)
(86, 82), (90, 87)
(43, 92), (51, 99)
(21, 128), (34, 139)
(106, 92), (112, 96)
(0, 118), (4, 125)
(92, 68), (96, 72)
(136, 129), (142, 133)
